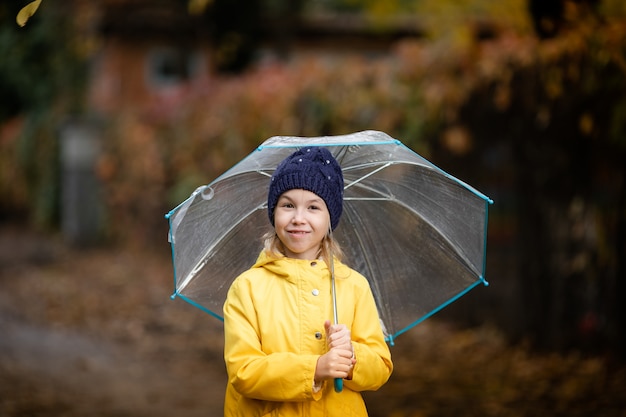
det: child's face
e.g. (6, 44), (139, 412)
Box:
(274, 189), (330, 260)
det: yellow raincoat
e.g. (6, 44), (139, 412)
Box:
(223, 251), (393, 416)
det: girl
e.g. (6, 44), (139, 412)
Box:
(223, 146), (393, 416)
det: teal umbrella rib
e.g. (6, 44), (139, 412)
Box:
(171, 293), (225, 322)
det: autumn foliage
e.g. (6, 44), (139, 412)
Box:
(87, 4), (626, 247)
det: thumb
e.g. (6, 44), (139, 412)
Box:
(324, 319), (332, 335)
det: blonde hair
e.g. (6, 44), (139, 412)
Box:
(262, 229), (343, 265)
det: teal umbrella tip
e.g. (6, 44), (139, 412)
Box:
(170, 293), (178, 300)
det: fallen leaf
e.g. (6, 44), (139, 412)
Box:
(16, 0), (42, 27)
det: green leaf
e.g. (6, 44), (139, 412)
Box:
(16, 0), (43, 27)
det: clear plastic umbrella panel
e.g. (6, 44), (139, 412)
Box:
(166, 130), (493, 345)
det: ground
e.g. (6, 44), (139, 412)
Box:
(1, 225), (625, 417)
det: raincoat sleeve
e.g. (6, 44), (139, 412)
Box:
(223, 273), (322, 402)
(342, 271), (393, 392)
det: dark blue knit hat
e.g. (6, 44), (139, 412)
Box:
(268, 147), (344, 230)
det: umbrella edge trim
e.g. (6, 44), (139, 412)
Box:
(171, 292), (225, 322)
(386, 277), (487, 346)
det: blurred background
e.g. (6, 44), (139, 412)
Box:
(1, 0), (625, 416)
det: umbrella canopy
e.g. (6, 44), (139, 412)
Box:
(166, 130), (493, 345)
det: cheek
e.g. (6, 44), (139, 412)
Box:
(318, 214), (331, 232)
(273, 211), (284, 226)
(274, 209), (291, 227)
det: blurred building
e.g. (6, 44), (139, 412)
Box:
(86, 1), (434, 120)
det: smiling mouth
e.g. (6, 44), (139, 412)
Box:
(288, 230), (309, 235)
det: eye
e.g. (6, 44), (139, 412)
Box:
(309, 204), (321, 210)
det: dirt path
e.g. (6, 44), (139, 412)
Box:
(0, 315), (222, 416)
(0, 226), (227, 416)
(1, 226), (625, 417)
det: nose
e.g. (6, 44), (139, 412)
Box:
(291, 207), (306, 224)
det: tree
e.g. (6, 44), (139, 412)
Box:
(0, 1), (88, 226)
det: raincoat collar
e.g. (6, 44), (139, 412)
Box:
(253, 251), (350, 282)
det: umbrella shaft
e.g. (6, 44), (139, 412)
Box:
(329, 245), (339, 325)
(331, 273), (339, 325)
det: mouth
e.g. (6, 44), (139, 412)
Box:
(287, 230), (309, 236)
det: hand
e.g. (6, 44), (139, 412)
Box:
(324, 320), (353, 353)
(314, 345), (354, 382)
(313, 320), (356, 384)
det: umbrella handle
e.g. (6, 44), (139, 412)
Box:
(334, 378), (343, 392)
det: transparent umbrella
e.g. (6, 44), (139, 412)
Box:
(166, 130), (493, 345)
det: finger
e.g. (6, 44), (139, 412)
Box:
(328, 339), (350, 351)
(328, 348), (354, 364)
(328, 331), (351, 348)
(327, 326), (349, 341)
(329, 347), (354, 360)
(327, 323), (347, 335)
